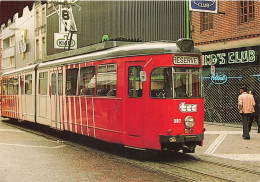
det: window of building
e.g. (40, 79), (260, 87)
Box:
(10, 57), (15, 67)
(80, 66), (95, 96)
(97, 64), (117, 97)
(239, 0), (255, 23)
(201, 12), (213, 31)
(128, 66), (143, 98)
(25, 74), (32, 95)
(66, 68), (78, 95)
(42, 37), (46, 57)
(36, 39), (39, 60)
(39, 72), (48, 95)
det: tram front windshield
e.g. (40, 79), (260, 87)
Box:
(150, 67), (202, 99)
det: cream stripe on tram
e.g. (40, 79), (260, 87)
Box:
(63, 66), (68, 131)
(92, 97), (96, 138)
(79, 64), (83, 135)
(86, 97), (89, 136)
(79, 95), (83, 135)
(73, 96), (77, 133)
(68, 96), (73, 132)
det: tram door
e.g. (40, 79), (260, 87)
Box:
(50, 69), (63, 130)
(125, 62), (145, 148)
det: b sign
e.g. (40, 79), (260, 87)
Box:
(189, 0), (218, 13)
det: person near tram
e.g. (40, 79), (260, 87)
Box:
(238, 86), (255, 140)
(249, 90), (260, 133)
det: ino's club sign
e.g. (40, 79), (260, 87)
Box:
(189, 0), (218, 13)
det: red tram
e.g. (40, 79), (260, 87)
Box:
(1, 38), (204, 153)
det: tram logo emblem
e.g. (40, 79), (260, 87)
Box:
(179, 102), (197, 113)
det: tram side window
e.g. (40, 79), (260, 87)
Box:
(21, 76), (24, 95)
(150, 67), (173, 99)
(51, 73), (56, 95)
(39, 72), (48, 95)
(8, 78), (14, 95)
(66, 68), (78, 95)
(128, 66), (143, 98)
(25, 74), (32, 95)
(97, 64), (117, 97)
(80, 66), (95, 96)
(3, 79), (8, 95)
(13, 77), (19, 95)
(58, 73), (63, 96)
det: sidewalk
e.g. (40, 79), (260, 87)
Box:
(196, 122), (260, 164)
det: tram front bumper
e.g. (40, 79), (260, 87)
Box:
(159, 134), (204, 144)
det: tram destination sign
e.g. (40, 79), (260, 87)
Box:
(173, 56), (200, 65)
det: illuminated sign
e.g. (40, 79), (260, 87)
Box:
(189, 0), (218, 13)
(173, 56), (200, 65)
(202, 46), (259, 66)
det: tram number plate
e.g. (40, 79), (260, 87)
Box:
(185, 136), (196, 141)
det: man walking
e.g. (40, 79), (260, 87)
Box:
(238, 86), (255, 140)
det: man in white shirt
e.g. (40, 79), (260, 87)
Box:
(238, 86), (255, 140)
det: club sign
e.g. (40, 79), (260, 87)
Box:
(189, 0), (218, 13)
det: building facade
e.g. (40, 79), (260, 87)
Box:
(35, 1), (47, 62)
(191, 1), (260, 124)
(1, 5), (35, 73)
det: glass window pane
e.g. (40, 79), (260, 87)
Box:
(39, 72), (48, 95)
(151, 67), (173, 98)
(21, 76), (24, 95)
(58, 73), (63, 96)
(25, 74), (32, 95)
(13, 77), (19, 95)
(128, 66), (143, 98)
(51, 73), (56, 95)
(3, 79), (8, 95)
(174, 68), (202, 98)
(66, 68), (78, 95)
(8, 78), (13, 95)
(80, 66), (95, 96)
(97, 64), (117, 97)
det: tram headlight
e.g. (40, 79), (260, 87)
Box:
(185, 116), (195, 128)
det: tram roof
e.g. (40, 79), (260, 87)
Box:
(2, 40), (202, 76)
(38, 40), (201, 69)
(2, 64), (38, 77)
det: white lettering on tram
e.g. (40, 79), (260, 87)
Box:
(173, 56), (199, 65)
(179, 102), (197, 113)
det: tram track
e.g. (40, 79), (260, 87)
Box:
(189, 155), (260, 176)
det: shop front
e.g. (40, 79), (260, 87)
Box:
(202, 46), (260, 124)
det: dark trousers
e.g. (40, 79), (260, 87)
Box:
(241, 113), (250, 138)
(249, 115), (260, 132)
